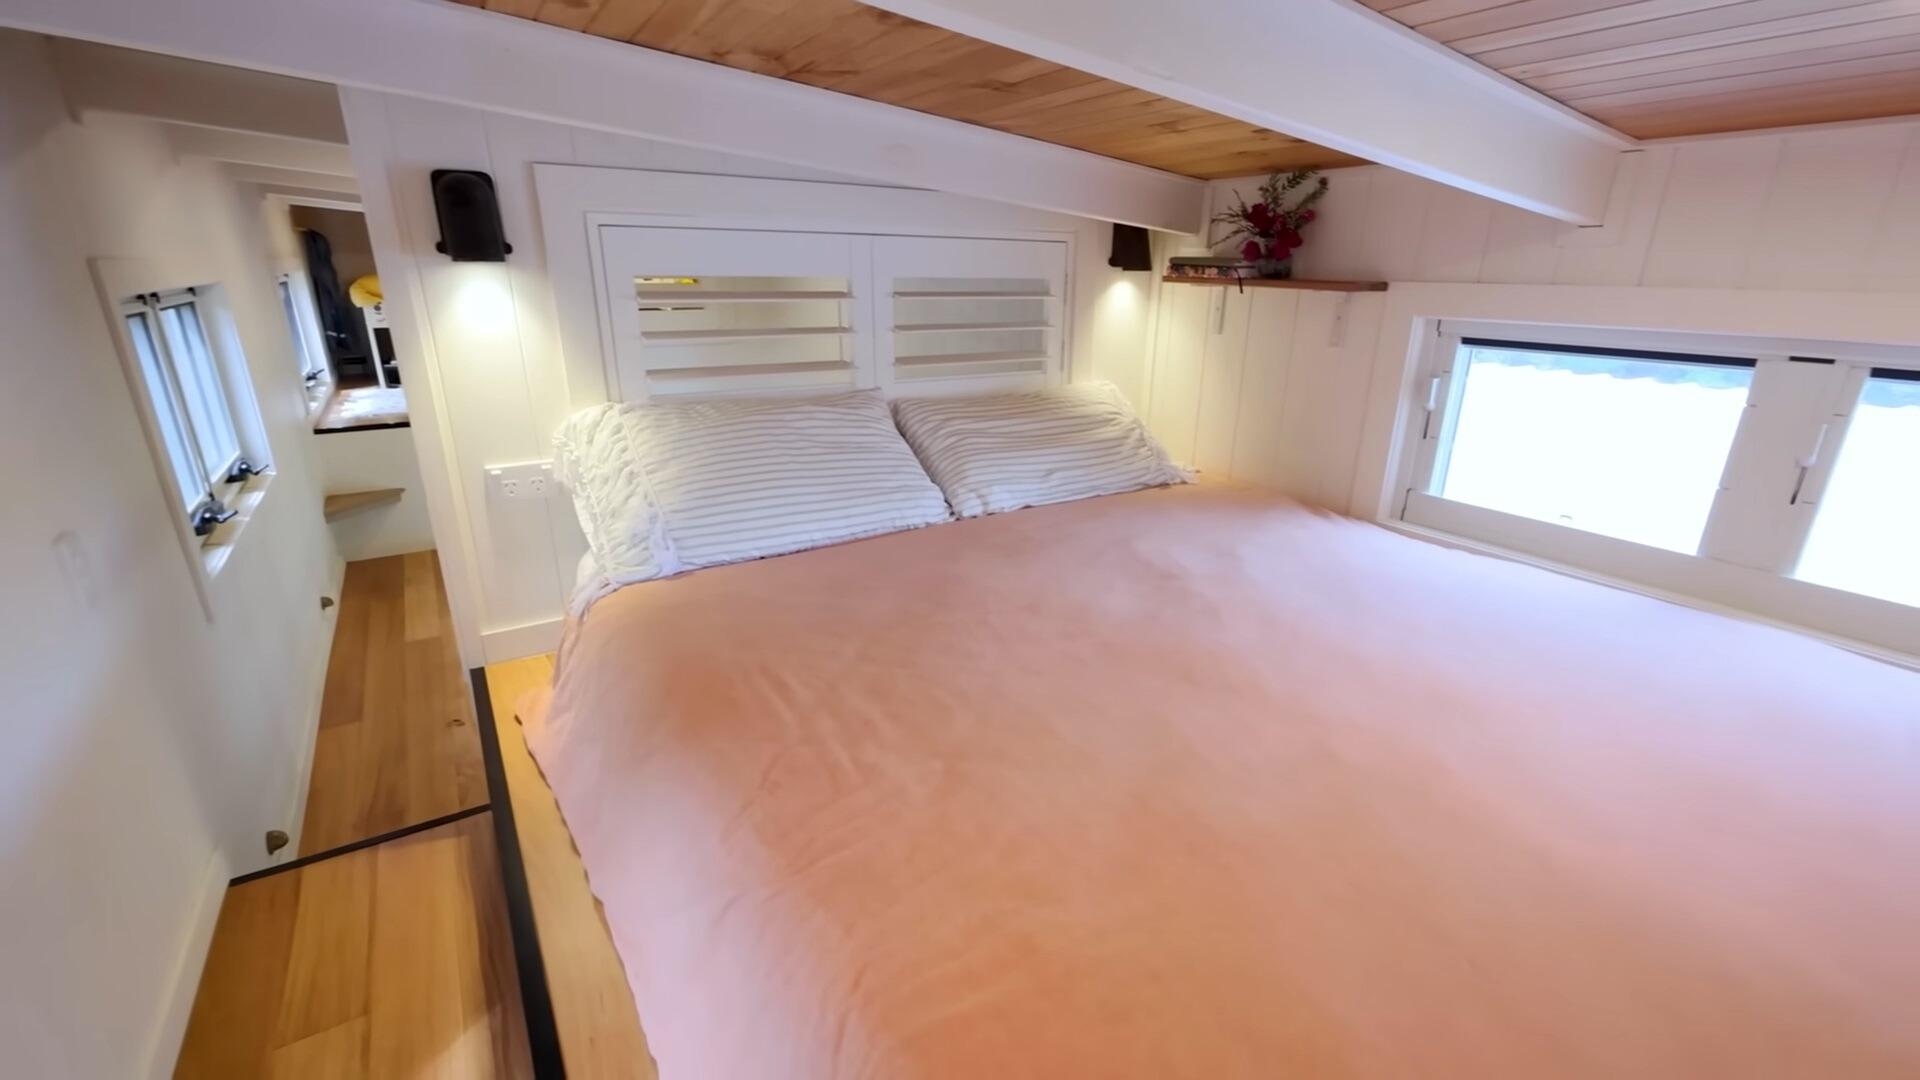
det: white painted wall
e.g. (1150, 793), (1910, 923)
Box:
(341, 88), (1161, 663)
(314, 428), (435, 560)
(1276, 120), (1920, 292)
(0, 30), (340, 1079)
(1149, 120), (1920, 515)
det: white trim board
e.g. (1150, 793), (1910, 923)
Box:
(482, 618), (564, 666)
(276, 552), (347, 868)
(140, 850), (230, 1080)
(337, 89), (487, 669)
(0, 0), (1207, 233)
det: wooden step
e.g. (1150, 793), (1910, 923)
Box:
(323, 488), (404, 521)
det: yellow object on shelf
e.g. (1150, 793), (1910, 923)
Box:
(349, 274), (383, 308)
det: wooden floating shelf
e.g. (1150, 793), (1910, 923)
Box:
(324, 488), (404, 521)
(1162, 276), (1388, 292)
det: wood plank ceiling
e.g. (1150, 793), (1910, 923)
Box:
(455, 0), (1368, 178)
(1360, 0), (1920, 139)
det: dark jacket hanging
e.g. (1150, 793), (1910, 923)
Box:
(301, 228), (370, 367)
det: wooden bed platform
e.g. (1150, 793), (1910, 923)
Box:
(483, 656), (656, 1079)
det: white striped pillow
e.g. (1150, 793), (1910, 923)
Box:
(554, 390), (952, 591)
(892, 382), (1189, 518)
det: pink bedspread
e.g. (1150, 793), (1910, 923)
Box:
(530, 483), (1920, 1079)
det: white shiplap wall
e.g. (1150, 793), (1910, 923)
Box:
(1146, 285), (1385, 510)
(1152, 120), (1920, 514)
(1285, 121), (1920, 292)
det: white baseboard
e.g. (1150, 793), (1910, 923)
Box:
(275, 553), (349, 864)
(482, 617), (564, 663)
(142, 850), (231, 1080)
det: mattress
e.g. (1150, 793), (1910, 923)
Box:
(529, 483), (1920, 1079)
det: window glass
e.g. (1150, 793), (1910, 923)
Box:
(159, 301), (241, 482)
(1434, 342), (1753, 554)
(1794, 373), (1920, 608)
(127, 311), (206, 508)
(278, 277), (322, 383)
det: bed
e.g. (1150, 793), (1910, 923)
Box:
(516, 479), (1920, 1079)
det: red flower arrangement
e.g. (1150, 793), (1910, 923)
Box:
(1212, 168), (1329, 277)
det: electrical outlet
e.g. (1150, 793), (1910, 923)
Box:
(486, 461), (555, 501)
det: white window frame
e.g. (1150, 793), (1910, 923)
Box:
(122, 290), (246, 504)
(1392, 318), (1920, 660)
(101, 270), (274, 612)
(276, 270), (334, 415)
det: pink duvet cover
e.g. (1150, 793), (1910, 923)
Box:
(529, 483), (1920, 1079)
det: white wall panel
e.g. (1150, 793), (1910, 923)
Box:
(1145, 281), (1211, 467)
(1158, 119), (1920, 521)
(1640, 137), (1781, 288)
(0, 30), (341, 1078)
(1358, 168), (1437, 283)
(1226, 290), (1302, 491)
(1191, 289), (1252, 477)
(1866, 130), (1920, 293)
(1266, 120), (1920, 293)
(1476, 203), (1560, 284)
(1142, 287), (1384, 510)
(1412, 185), (1495, 283)
(1549, 147), (1672, 287)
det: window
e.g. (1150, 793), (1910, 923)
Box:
(1399, 321), (1920, 657)
(121, 289), (260, 533)
(1430, 340), (1753, 554)
(1795, 370), (1920, 608)
(277, 274), (329, 387)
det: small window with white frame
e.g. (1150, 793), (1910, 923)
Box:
(120, 288), (267, 539)
(276, 271), (334, 416)
(1418, 338), (1755, 554)
(1398, 320), (1920, 657)
(1792, 369), (1920, 608)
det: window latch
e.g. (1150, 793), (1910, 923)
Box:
(1788, 423), (1830, 506)
(191, 499), (239, 537)
(225, 458), (269, 484)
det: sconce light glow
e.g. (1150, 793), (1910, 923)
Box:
(456, 273), (515, 337)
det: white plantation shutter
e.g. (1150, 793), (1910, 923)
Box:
(595, 227), (1068, 402)
(875, 235), (1066, 396)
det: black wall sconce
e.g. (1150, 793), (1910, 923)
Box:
(1108, 223), (1153, 272)
(431, 169), (513, 262)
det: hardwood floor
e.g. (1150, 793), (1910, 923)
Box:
(174, 551), (527, 1078)
(174, 813), (532, 1079)
(486, 657), (657, 1079)
(301, 552), (487, 856)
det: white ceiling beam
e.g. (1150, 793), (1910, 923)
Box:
(50, 37), (346, 143)
(223, 163), (360, 196)
(163, 124), (356, 176)
(0, 0), (1207, 233)
(860, 0), (1636, 224)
